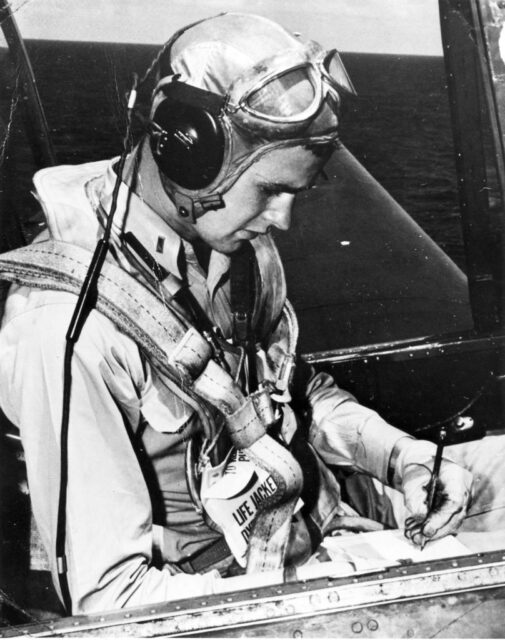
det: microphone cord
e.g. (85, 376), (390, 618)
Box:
(55, 75), (138, 613)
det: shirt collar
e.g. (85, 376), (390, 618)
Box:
(96, 160), (232, 292)
(97, 160), (184, 280)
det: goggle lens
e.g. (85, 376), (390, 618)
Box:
(323, 50), (357, 96)
(245, 67), (316, 117)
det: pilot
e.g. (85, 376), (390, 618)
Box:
(0, 12), (502, 615)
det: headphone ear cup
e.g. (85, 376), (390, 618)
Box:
(150, 99), (225, 190)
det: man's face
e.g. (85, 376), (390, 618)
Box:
(192, 146), (328, 254)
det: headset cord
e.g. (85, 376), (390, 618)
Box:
(55, 75), (138, 614)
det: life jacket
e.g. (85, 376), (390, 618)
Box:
(0, 160), (342, 572)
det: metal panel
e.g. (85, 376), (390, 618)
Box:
(3, 551), (505, 638)
(440, 0), (502, 330)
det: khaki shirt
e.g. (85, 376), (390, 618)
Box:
(0, 159), (406, 613)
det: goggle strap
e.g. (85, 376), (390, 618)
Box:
(160, 80), (226, 116)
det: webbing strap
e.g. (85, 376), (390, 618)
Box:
(246, 434), (303, 572)
(0, 241), (219, 438)
(0, 240), (302, 572)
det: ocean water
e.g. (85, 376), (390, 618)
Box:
(0, 41), (469, 351)
(0, 41), (461, 251)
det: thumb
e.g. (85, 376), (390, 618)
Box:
(421, 499), (466, 541)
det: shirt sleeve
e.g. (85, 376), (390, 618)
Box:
(0, 287), (219, 614)
(305, 368), (409, 483)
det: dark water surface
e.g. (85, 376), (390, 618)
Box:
(0, 41), (462, 252)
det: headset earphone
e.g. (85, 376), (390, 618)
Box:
(134, 16), (229, 220)
(149, 80), (226, 191)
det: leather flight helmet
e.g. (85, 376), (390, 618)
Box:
(149, 13), (354, 221)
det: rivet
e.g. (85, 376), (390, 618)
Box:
(293, 630), (303, 638)
(367, 619), (379, 631)
(352, 621), (363, 633)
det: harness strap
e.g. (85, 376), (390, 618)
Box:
(245, 434), (303, 572)
(0, 240), (302, 573)
(0, 240), (218, 437)
(176, 537), (232, 574)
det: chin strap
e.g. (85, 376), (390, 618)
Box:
(170, 187), (225, 223)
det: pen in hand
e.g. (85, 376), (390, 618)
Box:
(421, 426), (447, 550)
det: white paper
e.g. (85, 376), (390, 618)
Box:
(321, 530), (472, 571)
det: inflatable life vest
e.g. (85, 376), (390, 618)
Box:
(0, 160), (341, 573)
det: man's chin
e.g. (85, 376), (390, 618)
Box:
(210, 237), (248, 255)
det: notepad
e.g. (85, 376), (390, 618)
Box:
(320, 530), (472, 572)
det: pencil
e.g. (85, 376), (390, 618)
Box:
(422, 426), (447, 549)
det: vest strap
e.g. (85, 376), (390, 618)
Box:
(0, 240), (302, 573)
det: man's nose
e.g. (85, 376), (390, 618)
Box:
(264, 194), (295, 231)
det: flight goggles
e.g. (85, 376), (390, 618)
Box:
(154, 41), (355, 140)
(149, 39), (353, 214)
(224, 41), (355, 136)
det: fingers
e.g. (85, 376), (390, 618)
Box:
(422, 465), (472, 539)
(424, 511), (464, 541)
(404, 518), (425, 547)
(403, 463), (472, 547)
(404, 506), (465, 547)
(421, 495), (468, 541)
(404, 501), (467, 548)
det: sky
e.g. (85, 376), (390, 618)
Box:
(6, 0), (444, 55)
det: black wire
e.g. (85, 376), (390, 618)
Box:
(55, 74), (139, 614)
(55, 341), (74, 613)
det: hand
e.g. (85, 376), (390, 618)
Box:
(393, 439), (473, 547)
